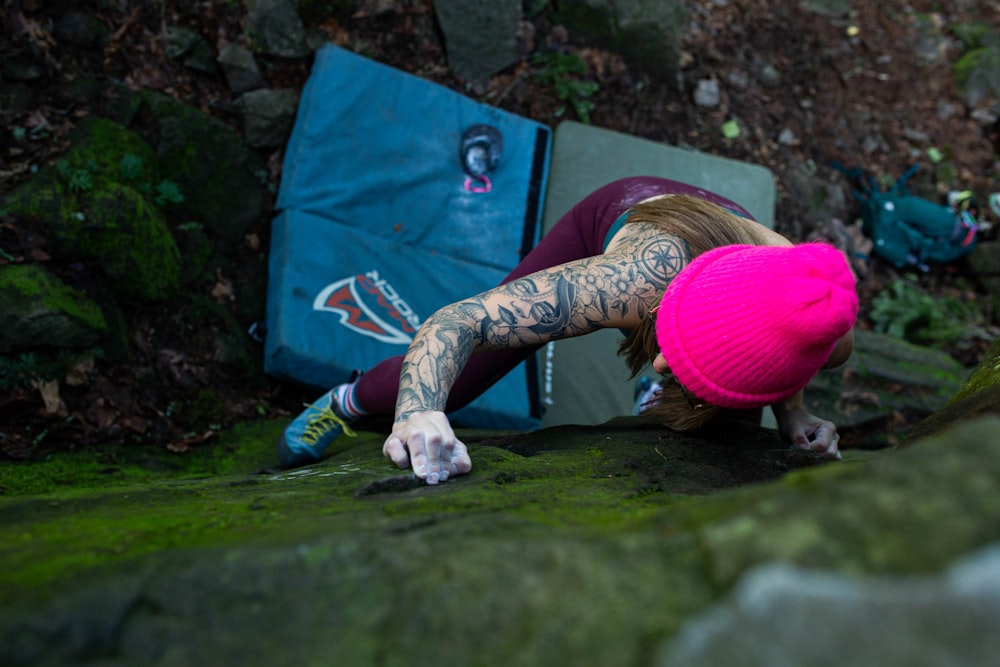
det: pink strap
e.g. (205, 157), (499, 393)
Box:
(464, 175), (492, 193)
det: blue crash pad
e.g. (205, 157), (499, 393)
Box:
(264, 45), (550, 429)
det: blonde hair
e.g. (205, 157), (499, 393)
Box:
(616, 195), (768, 430)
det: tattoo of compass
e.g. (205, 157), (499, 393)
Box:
(637, 236), (688, 285)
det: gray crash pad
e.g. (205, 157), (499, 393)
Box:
(538, 121), (777, 428)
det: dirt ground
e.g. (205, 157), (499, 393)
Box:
(1, 0), (998, 459)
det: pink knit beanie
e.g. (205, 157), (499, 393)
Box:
(655, 243), (858, 409)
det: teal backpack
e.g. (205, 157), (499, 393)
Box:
(835, 162), (979, 271)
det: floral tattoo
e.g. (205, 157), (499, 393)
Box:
(395, 226), (688, 421)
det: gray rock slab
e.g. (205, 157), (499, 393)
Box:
(660, 543), (1000, 667)
(434, 0), (521, 88)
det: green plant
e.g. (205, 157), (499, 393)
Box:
(119, 153), (145, 181)
(869, 278), (991, 348)
(55, 153), (184, 207)
(56, 159), (96, 193)
(253, 168), (277, 195)
(951, 21), (1000, 107)
(0, 353), (45, 391)
(153, 179), (185, 205)
(531, 52), (600, 124)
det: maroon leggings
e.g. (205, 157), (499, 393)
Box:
(353, 177), (752, 415)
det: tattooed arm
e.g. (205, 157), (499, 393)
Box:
(382, 223), (689, 483)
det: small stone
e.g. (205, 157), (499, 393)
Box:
(902, 128), (931, 143)
(936, 100), (960, 121)
(236, 88), (300, 148)
(217, 43), (263, 94)
(778, 128), (798, 146)
(756, 62), (782, 89)
(861, 135), (882, 154)
(726, 70), (749, 91)
(694, 79), (721, 108)
(971, 108), (998, 125)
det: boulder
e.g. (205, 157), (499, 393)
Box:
(804, 329), (969, 448)
(141, 92), (268, 242)
(907, 334), (1000, 440)
(434, 0), (521, 88)
(0, 264), (108, 354)
(1, 411), (999, 665)
(553, 0), (689, 81)
(2, 117), (182, 303)
(244, 0), (310, 59)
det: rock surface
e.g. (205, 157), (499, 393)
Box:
(2, 412), (999, 666)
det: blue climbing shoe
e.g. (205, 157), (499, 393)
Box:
(277, 388), (357, 467)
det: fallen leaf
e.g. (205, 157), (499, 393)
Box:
(33, 379), (67, 417)
(91, 406), (117, 429)
(211, 268), (236, 302)
(721, 119), (741, 139)
(121, 416), (149, 434)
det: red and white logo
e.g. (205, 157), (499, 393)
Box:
(313, 271), (421, 346)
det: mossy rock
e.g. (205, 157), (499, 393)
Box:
(0, 264), (108, 354)
(1, 416), (999, 666)
(950, 335), (1000, 403)
(72, 183), (181, 302)
(907, 335), (1000, 440)
(553, 0), (689, 80)
(5, 182), (181, 303)
(98, 80), (146, 126)
(141, 91), (267, 242)
(2, 117), (182, 303)
(804, 329), (969, 447)
(62, 115), (160, 187)
(2, 116), (159, 221)
(87, 183), (180, 298)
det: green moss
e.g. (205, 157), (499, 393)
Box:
(75, 183), (181, 301)
(63, 116), (159, 187)
(2, 117), (182, 303)
(949, 336), (1000, 404)
(14, 181), (181, 302)
(3, 415), (999, 625)
(0, 264), (107, 334)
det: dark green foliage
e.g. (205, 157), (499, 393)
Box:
(531, 53), (600, 124)
(119, 153), (185, 206)
(869, 279), (991, 348)
(0, 352), (73, 391)
(154, 179), (185, 205)
(951, 21), (1000, 106)
(119, 153), (145, 181)
(56, 159), (96, 193)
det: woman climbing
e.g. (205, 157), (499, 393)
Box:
(278, 176), (858, 484)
